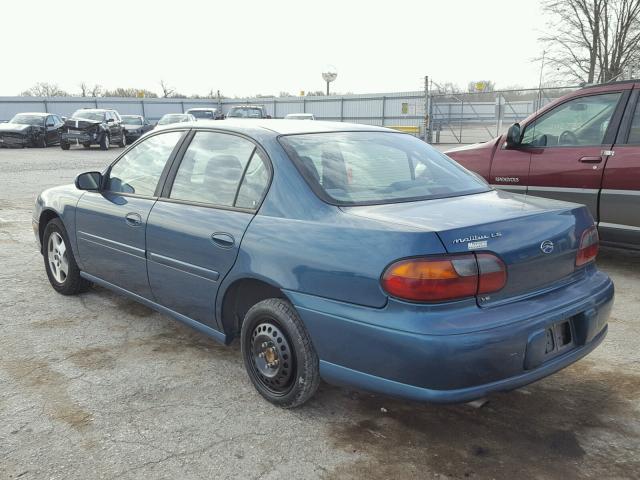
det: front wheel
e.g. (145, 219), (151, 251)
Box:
(118, 130), (126, 147)
(241, 298), (320, 408)
(43, 218), (90, 295)
(60, 142), (70, 150)
(99, 134), (110, 150)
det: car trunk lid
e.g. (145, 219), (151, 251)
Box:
(341, 190), (594, 306)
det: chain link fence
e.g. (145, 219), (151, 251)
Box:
(427, 86), (580, 144)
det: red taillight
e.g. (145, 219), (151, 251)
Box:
(381, 253), (506, 302)
(576, 226), (599, 266)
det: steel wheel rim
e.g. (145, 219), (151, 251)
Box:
(248, 320), (295, 395)
(47, 232), (68, 284)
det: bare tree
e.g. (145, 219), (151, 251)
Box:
(79, 82), (89, 97)
(541, 0), (640, 83)
(20, 82), (69, 97)
(159, 80), (175, 98)
(90, 84), (103, 97)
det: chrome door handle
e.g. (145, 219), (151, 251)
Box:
(124, 212), (142, 226)
(579, 156), (603, 163)
(211, 232), (235, 248)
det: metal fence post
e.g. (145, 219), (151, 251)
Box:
(340, 97), (344, 122)
(140, 100), (146, 118)
(273, 98), (277, 118)
(43, 99), (48, 113)
(303, 97), (306, 113)
(381, 96), (385, 127)
(424, 76), (432, 143)
(459, 99), (463, 143)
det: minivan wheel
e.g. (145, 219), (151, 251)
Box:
(100, 134), (110, 150)
(43, 218), (90, 295)
(118, 130), (126, 147)
(241, 298), (320, 408)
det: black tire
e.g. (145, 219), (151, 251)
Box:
(42, 218), (90, 295)
(60, 142), (70, 150)
(40, 136), (47, 148)
(83, 143), (91, 149)
(241, 298), (320, 408)
(99, 134), (110, 150)
(118, 129), (126, 147)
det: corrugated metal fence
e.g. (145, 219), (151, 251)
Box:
(0, 91), (426, 133)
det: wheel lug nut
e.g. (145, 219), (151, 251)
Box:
(258, 352), (265, 358)
(261, 342), (268, 348)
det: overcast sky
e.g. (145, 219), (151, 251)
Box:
(4, 0), (549, 97)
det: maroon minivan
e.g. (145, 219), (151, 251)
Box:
(446, 80), (640, 250)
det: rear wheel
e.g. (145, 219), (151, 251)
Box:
(39, 136), (47, 148)
(83, 143), (91, 149)
(60, 142), (70, 150)
(241, 298), (320, 408)
(43, 218), (90, 295)
(99, 134), (110, 150)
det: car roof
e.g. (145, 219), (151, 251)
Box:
(186, 107), (217, 111)
(153, 119), (395, 135)
(229, 105), (265, 108)
(15, 112), (48, 117)
(121, 114), (143, 118)
(76, 108), (112, 113)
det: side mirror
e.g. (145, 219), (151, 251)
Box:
(75, 171), (102, 191)
(505, 123), (521, 148)
(106, 118), (114, 123)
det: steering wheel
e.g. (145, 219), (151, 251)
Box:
(559, 130), (578, 145)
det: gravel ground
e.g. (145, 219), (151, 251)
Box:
(0, 145), (638, 480)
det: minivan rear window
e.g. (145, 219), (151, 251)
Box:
(279, 131), (488, 205)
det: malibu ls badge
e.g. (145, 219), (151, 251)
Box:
(453, 232), (502, 250)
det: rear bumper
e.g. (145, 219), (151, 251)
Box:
(286, 269), (614, 403)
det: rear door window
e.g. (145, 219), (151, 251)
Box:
(626, 98), (640, 144)
(169, 131), (259, 207)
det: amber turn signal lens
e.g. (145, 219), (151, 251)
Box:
(382, 254), (506, 303)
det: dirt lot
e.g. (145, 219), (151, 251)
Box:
(0, 145), (639, 480)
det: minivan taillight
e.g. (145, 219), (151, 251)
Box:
(576, 226), (599, 266)
(381, 253), (506, 302)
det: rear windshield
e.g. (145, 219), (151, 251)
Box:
(158, 114), (188, 125)
(279, 131), (488, 205)
(189, 110), (215, 119)
(122, 116), (143, 125)
(227, 107), (263, 118)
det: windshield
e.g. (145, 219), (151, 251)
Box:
(227, 107), (263, 118)
(10, 114), (44, 126)
(280, 132), (489, 205)
(189, 110), (215, 119)
(122, 116), (143, 125)
(158, 114), (188, 125)
(73, 111), (105, 121)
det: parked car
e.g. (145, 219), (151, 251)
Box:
(185, 107), (223, 120)
(61, 109), (126, 150)
(121, 115), (153, 143)
(156, 113), (196, 126)
(0, 112), (64, 148)
(284, 113), (315, 120)
(33, 120), (612, 408)
(446, 79), (640, 250)
(226, 105), (271, 119)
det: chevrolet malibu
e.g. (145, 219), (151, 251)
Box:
(33, 120), (613, 408)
